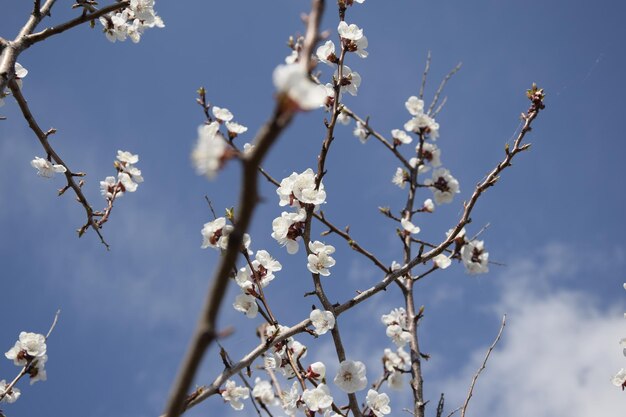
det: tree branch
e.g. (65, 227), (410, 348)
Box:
(460, 315), (506, 417)
(9, 80), (110, 248)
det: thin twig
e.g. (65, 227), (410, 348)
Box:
(419, 51), (431, 100)
(45, 309), (61, 339)
(460, 315), (506, 417)
(427, 62), (462, 116)
(9, 80), (109, 248)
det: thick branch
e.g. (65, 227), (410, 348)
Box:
(163, 3), (325, 415)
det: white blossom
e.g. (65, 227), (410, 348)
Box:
(338, 21), (364, 41)
(191, 122), (228, 180)
(433, 254), (452, 269)
(100, 176), (120, 199)
(386, 371), (403, 390)
(461, 240), (489, 274)
(225, 121), (248, 137)
(30, 157), (66, 178)
(620, 338), (626, 356)
(316, 40), (337, 66)
(400, 218), (420, 235)
(252, 378), (277, 406)
(353, 121), (368, 143)
(391, 129), (412, 144)
(221, 380), (250, 410)
(381, 308), (407, 328)
(307, 241), (336, 276)
(5, 332), (47, 366)
(334, 360), (367, 393)
(212, 106), (234, 122)
(612, 368), (626, 389)
(117, 150), (139, 164)
(310, 309), (335, 335)
(337, 111), (351, 125)
(200, 217), (232, 250)
(422, 198), (435, 213)
(308, 361), (327, 379)
(424, 168), (460, 205)
(302, 383), (333, 411)
(386, 324), (412, 348)
(418, 142), (442, 167)
(277, 169), (326, 207)
(392, 168), (407, 189)
(273, 64), (327, 110)
(233, 293), (258, 318)
(281, 381), (301, 415)
(28, 354), (47, 385)
(0, 380), (20, 403)
(366, 389), (391, 417)
(335, 65), (361, 97)
(271, 209), (306, 254)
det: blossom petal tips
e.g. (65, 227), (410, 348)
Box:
(273, 64), (327, 111)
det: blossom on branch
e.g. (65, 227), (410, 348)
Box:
(30, 157), (66, 178)
(424, 168), (460, 205)
(221, 380), (250, 410)
(310, 309), (335, 335)
(0, 380), (20, 403)
(307, 241), (336, 276)
(334, 360), (367, 393)
(366, 389), (391, 417)
(302, 383), (333, 412)
(273, 64), (327, 111)
(461, 239), (489, 274)
(5, 332), (46, 366)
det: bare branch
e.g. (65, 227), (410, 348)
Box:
(9, 80), (110, 248)
(25, 1), (130, 46)
(460, 315), (506, 417)
(427, 62), (462, 116)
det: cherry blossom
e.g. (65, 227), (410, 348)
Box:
(392, 167), (407, 189)
(273, 64), (327, 111)
(277, 169), (326, 208)
(424, 168), (460, 204)
(30, 157), (66, 178)
(280, 381), (301, 415)
(221, 380), (250, 410)
(334, 65), (362, 97)
(386, 324), (412, 348)
(310, 309), (335, 335)
(316, 40), (337, 66)
(233, 293), (258, 318)
(0, 380), (20, 403)
(302, 383), (333, 411)
(433, 254), (452, 269)
(307, 361), (327, 379)
(612, 369), (626, 390)
(212, 106), (234, 122)
(271, 209), (306, 254)
(307, 241), (336, 276)
(353, 121), (368, 142)
(401, 218), (420, 235)
(334, 360), (367, 393)
(461, 240), (489, 274)
(5, 332), (47, 366)
(391, 129), (412, 145)
(252, 377), (278, 406)
(191, 122), (228, 180)
(366, 389), (391, 417)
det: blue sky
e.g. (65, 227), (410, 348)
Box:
(0, 1), (625, 416)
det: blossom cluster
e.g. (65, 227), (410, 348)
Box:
(100, 150), (144, 201)
(1, 331), (48, 404)
(191, 104), (248, 180)
(272, 169), (328, 255)
(100, 0), (164, 43)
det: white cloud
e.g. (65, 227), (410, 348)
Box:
(438, 243), (626, 417)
